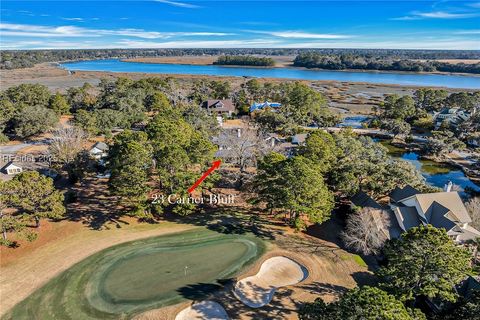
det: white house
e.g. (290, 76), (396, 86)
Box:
(89, 142), (109, 160)
(1, 162), (22, 175)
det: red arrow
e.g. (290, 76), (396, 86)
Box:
(188, 160), (221, 194)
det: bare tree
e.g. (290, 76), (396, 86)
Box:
(48, 127), (86, 166)
(217, 126), (272, 172)
(341, 207), (391, 255)
(466, 196), (480, 230)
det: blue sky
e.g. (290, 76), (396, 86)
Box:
(1, 1), (479, 50)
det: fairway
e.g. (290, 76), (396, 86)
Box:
(3, 229), (264, 320)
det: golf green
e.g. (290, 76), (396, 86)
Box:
(3, 228), (265, 320)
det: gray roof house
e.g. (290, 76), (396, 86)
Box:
(201, 99), (235, 116)
(433, 107), (471, 129)
(389, 185), (480, 242)
(351, 184), (480, 243)
(291, 133), (308, 146)
(89, 142), (109, 160)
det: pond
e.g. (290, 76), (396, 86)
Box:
(60, 59), (480, 89)
(337, 115), (371, 129)
(380, 140), (480, 194)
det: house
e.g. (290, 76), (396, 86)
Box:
(351, 184), (480, 243)
(1, 162), (22, 175)
(89, 142), (109, 160)
(389, 184), (480, 242)
(264, 133), (284, 147)
(201, 99), (235, 117)
(250, 101), (282, 113)
(433, 107), (471, 129)
(291, 133), (308, 146)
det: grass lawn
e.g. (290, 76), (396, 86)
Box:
(2, 229), (265, 320)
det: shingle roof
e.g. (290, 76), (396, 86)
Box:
(390, 185), (420, 203)
(456, 225), (480, 242)
(1, 161), (21, 171)
(92, 142), (109, 151)
(395, 205), (423, 230)
(457, 276), (480, 299)
(428, 201), (457, 231)
(202, 99), (235, 112)
(351, 191), (383, 209)
(416, 192), (471, 224)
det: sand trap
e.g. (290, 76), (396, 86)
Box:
(234, 256), (308, 308)
(175, 301), (229, 320)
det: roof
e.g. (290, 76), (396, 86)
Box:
(416, 192), (472, 224)
(92, 142), (109, 151)
(457, 276), (480, 299)
(428, 201), (456, 231)
(1, 161), (21, 171)
(395, 205), (423, 230)
(390, 185), (420, 203)
(292, 133), (308, 145)
(202, 99), (235, 113)
(250, 101), (282, 113)
(384, 209), (403, 239)
(456, 224), (480, 242)
(351, 191), (383, 209)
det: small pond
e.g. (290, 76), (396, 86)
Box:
(337, 115), (371, 129)
(380, 140), (480, 194)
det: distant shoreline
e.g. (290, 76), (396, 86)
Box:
(120, 56), (480, 77)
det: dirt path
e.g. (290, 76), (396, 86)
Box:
(0, 220), (195, 316)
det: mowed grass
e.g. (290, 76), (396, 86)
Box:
(3, 229), (265, 320)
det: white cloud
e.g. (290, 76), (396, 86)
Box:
(455, 30), (480, 35)
(3, 37), (479, 50)
(0, 23), (233, 39)
(468, 2), (480, 8)
(154, 0), (200, 9)
(249, 30), (352, 39)
(116, 39), (280, 48)
(392, 10), (480, 20)
(269, 31), (352, 39)
(0, 23), (93, 37)
(61, 17), (84, 22)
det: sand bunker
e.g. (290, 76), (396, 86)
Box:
(234, 256), (308, 308)
(175, 301), (228, 320)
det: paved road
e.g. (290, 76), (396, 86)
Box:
(0, 143), (30, 154)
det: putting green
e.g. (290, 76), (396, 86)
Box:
(3, 229), (265, 320)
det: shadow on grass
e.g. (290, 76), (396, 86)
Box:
(177, 279), (234, 300)
(161, 206), (281, 241)
(65, 176), (131, 230)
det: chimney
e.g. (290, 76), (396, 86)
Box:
(237, 128), (242, 138)
(444, 181), (453, 192)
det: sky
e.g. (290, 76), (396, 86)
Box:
(1, 0), (479, 50)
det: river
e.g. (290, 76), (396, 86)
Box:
(60, 59), (480, 89)
(380, 141), (480, 195)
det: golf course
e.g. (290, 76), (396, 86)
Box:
(2, 229), (265, 320)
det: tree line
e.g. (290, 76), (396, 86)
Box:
(213, 55), (275, 66)
(2, 48), (479, 69)
(293, 52), (480, 74)
(371, 89), (479, 158)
